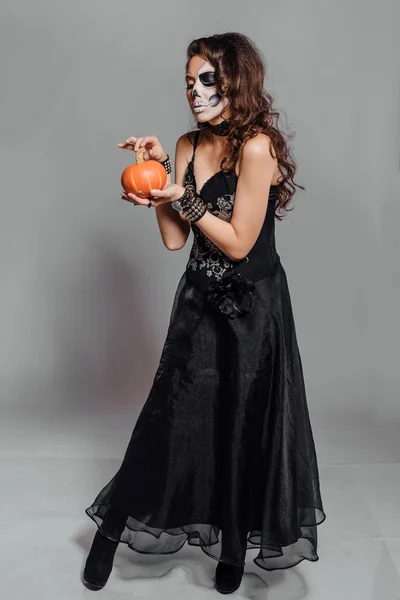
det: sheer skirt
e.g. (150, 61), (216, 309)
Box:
(85, 266), (326, 571)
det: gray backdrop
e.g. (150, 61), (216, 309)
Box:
(1, 0), (399, 456)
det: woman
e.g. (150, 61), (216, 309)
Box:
(83, 32), (326, 595)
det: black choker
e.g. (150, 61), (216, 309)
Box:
(198, 119), (231, 136)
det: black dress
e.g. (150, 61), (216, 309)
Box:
(85, 130), (326, 571)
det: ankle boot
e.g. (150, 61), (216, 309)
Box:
(215, 561), (245, 594)
(83, 530), (119, 590)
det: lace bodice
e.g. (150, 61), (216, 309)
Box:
(184, 130), (281, 295)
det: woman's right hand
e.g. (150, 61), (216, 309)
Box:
(117, 135), (167, 163)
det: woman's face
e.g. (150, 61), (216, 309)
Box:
(185, 55), (229, 124)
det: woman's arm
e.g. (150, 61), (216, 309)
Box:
(194, 133), (277, 261)
(154, 135), (191, 251)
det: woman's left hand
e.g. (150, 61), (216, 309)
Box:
(148, 184), (185, 206)
(122, 184), (185, 207)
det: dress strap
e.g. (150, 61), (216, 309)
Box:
(190, 130), (201, 163)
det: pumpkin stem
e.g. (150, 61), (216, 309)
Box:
(136, 147), (145, 164)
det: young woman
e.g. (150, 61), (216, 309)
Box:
(83, 32), (326, 595)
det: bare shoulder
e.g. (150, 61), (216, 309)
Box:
(237, 132), (278, 179)
(241, 132), (276, 159)
(175, 130), (199, 162)
(176, 130), (200, 148)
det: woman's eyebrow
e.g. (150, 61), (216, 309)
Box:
(185, 74), (195, 81)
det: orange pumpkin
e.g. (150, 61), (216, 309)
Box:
(121, 148), (167, 199)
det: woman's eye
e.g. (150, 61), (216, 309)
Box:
(186, 83), (194, 90)
(200, 72), (216, 86)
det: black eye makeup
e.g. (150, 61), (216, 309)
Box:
(199, 71), (216, 86)
(185, 70), (216, 90)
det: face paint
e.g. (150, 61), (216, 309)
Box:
(185, 57), (229, 123)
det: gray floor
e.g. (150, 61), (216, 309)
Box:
(2, 404), (400, 599)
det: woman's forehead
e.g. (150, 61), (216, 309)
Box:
(186, 56), (214, 78)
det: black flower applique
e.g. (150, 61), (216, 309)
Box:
(206, 268), (255, 319)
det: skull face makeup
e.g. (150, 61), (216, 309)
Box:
(185, 56), (229, 124)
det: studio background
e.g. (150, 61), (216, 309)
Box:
(1, 1), (399, 598)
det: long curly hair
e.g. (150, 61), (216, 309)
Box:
(186, 32), (304, 219)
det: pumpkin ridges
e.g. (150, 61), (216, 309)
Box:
(121, 160), (167, 199)
(135, 171), (147, 196)
(144, 172), (152, 194)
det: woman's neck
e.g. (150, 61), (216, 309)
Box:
(202, 128), (228, 152)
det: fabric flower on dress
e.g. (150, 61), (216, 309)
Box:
(206, 268), (255, 319)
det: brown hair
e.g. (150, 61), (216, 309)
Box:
(186, 32), (304, 219)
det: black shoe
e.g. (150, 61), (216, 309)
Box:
(215, 561), (245, 594)
(83, 530), (119, 591)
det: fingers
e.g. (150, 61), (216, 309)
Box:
(117, 137), (142, 152)
(117, 136), (157, 152)
(121, 191), (151, 206)
(149, 189), (167, 198)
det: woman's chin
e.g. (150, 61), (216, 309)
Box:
(194, 113), (210, 123)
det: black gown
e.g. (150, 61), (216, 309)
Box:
(85, 130), (326, 571)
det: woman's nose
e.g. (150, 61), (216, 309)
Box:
(192, 87), (200, 98)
